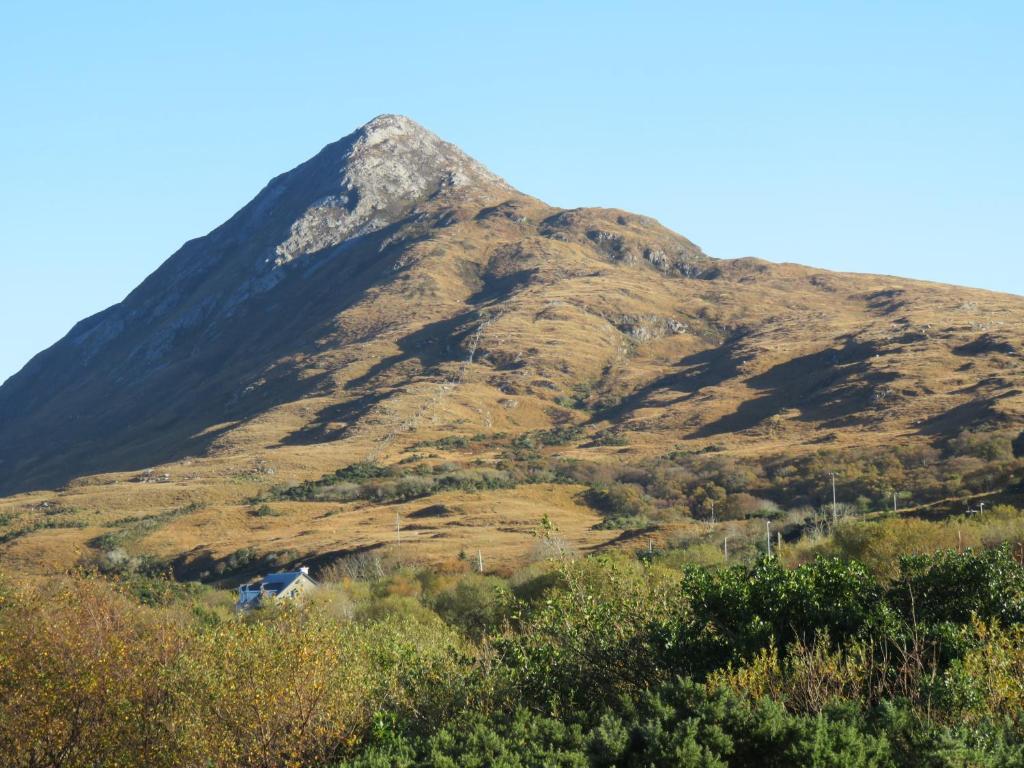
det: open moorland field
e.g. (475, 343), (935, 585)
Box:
(1, 409), (1023, 585)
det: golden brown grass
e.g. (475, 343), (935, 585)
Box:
(1, 197), (1022, 578)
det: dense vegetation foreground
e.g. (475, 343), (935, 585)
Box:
(5, 530), (1024, 767)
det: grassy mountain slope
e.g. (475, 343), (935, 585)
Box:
(1, 116), (1022, 578)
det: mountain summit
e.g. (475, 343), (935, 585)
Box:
(0, 116), (1022, 500)
(269, 114), (514, 268)
(0, 115), (521, 491)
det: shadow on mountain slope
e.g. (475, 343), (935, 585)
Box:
(691, 339), (898, 438)
(0, 228), (404, 494)
(590, 338), (746, 425)
(281, 310), (487, 447)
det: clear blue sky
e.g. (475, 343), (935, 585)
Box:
(1, 1), (1021, 385)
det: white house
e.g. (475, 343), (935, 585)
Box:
(235, 566), (317, 610)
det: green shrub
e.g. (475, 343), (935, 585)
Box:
(585, 483), (653, 529)
(432, 575), (512, 639)
(249, 504), (280, 517)
(894, 546), (1024, 626)
(4, 547), (1024, 766)
(949, 429), (1016, 462)
(676, 557), (887, 675)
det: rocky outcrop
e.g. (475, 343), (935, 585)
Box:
(608, 314), (687, 342)
(273, 115), (512, 266)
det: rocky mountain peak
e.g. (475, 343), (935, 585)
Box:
(353, 113), (439, 148)
(10, 116), (520, 380)
(272, 114), (514, 266)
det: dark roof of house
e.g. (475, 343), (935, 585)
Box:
(240, 570), (316, 596)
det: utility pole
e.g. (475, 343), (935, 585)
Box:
(829, 472), (838, 524)
(476, 549), (484, 574)
(766, 520), (772, 557)
(723, 536), (729, 560)
(648, 538), (654, 555)
(893, 491), (898, 515)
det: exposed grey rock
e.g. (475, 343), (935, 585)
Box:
(272, 115), (512, 267)
(608, 314), (687, 342)
(52, 116), (516, 368)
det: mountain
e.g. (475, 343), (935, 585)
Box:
(0, 115), (516, 491)
(1, 115), (1022, 575)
